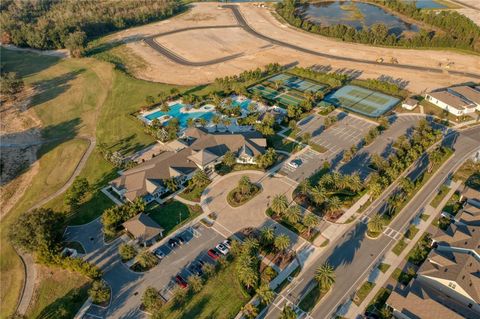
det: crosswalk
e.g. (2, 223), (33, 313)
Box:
(359, 215), (402, 240)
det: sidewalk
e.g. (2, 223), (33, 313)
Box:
(342, 180), (461, 318)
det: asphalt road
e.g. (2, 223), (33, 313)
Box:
(263, 125), (480, 319)
(145, 4), (480, 80)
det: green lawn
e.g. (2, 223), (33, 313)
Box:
(158, 261), (251, 319)
(405, 225), (419, 240)
(392, 238), (407, 256)
(365, 287), (392, 314)
(353, 281), (375, 306)
(391, 268), (415, 285)
(267, 134), (299, 153)
(0, 47), (188, 318)
(377, 263), (390, 273)
(147, 201), (202, 235)
(26, 266), (90, 319)
(430, 185), (450, 208)
(178, 182), (210, 202)
(299, 284), (327, 312)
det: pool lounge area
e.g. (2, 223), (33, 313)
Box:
(141, 102), (215, 129)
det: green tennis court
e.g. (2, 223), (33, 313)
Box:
(324, 85), (400, 117)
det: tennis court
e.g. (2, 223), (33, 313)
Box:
(324, 85), (399, 117)
(266, 73), (326, 93)
(249, 84), (279, 100)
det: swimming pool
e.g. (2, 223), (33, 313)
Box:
(231, 99), (252, 111)
(143, 103), (215, 129)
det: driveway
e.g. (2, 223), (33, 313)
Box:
(202, 170), (306, 250)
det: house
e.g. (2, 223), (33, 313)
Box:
(387, 251), (480, 319)
(182, 127), (267, 169)
(257, 108), (286, 124)
(449, 86), (480, 110)
(122, 213), (164, 246)
(401, 97), (418, 110)
(110, 128), (267, 202)
(110, 147), (198, 203)
(387, 194), (480, 319)
(425, 86), (480, 116)
(460, 186), (480, 203)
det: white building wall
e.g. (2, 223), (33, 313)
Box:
(425, 94), (464, 116)
(417, 275), (480, 312)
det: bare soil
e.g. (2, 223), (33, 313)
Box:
(102, 2), (479, 93)
(0, 88), (42, 218)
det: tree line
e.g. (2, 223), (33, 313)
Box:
(0, 0), (183, 56)
(276, 0), (480, 52)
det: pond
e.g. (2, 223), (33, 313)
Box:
(297, 1), (419, 36)
(403, 0), (447, 9)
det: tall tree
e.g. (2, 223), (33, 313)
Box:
(314, 262), (336, 291)
(271, 194), (289, 216)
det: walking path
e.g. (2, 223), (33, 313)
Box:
(342, 180), (461, 318)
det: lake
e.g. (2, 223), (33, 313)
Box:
(297, 1), (419, 36)
(404, 0), (447, 9)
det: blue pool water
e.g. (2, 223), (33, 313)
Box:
(232, 99), (252, 111)
(144, 103), (215, 129)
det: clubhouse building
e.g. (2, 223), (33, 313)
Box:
(110, 128), (266, 203)
(425, 85), (480, 117)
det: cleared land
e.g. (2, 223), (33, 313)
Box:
(97, 3), (480, 92)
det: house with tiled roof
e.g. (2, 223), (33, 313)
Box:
(387, 192), (480, 319)
(425, 85), (480, 116)
(182, 127), (266, 169)
(122, 213), (164, 246)
(109, 128), (267, 203)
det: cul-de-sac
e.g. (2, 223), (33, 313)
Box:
(1, 1), (480, 319)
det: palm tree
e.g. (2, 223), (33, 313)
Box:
(271, 194), (289, 216)
(368, 182), (383, 201)
(325, 196), (342, 216)
(242, 303), (259, 319)
(314, 262), (336, 291)
(281, 305), (296, 319)
(260, 226), (275, 245)
(284, 205), (302, 224)
(239, 266), (258, 289)
(303, 213), (319, 238)
(238, 176), (253, 195)
(256, 284), (275, 305)
(310, 186), (327, 205)
(274, 234), (291, 256)
(297, 180), (311, 198)
(367, 214), (384, 235)
(192, 170), (210, 187)
(136, 249), (158, 269)
(400, 177), (415, 196)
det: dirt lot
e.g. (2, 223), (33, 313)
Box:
(105, 2), (479, 92)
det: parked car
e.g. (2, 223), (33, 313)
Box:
(216, 243), (229, 255)
(154, 248), (166, 260)
(189, 264), (203, 276)
(207, 249), (220, 260)
(222, 239), (231, 249)
(288, 158), (302, 169)
(176, 235), (185, 245)
(175, 275), (188, 289)
(168, 238), (179, 248)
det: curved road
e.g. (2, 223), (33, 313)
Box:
(144, 5), (480, 80)
(14, 136), (95, 315)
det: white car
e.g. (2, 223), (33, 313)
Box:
(216, 243), (229, 255)
(288, 158), (302, 169)
(222, 239), (231, 249)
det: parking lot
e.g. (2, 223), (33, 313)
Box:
(148, 224), (226, 301)
(280, 112), (376, 181)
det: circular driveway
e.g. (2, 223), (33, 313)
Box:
(202, 170), (301, 242)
